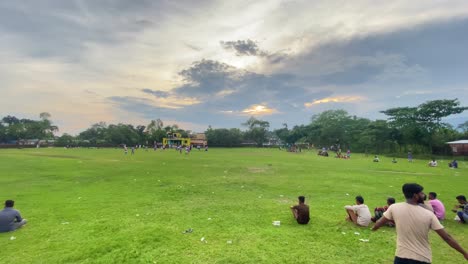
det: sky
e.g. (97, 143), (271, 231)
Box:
(1, 0), (468, 135)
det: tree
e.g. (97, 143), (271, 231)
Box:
(309, 110), (352, 147)
(381, 99), (467, 153)
(242, 117), (270, 147)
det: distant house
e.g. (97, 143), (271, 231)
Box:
(446, 140), (468, 156)
(190, 133), (207, 147)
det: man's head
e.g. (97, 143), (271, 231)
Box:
(355, 196), (364, 205)
(5, 200), (14, 208)
(298, 196), (305, 204)
(429, 192), (437, 200)
(456, 195), (467, 204)
(387, 197), (396, 205)
(402, 183), (425, 203)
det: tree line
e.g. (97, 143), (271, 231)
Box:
(1, 99), (467, 154)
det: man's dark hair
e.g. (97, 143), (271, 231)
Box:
(402, 183), (424, 199)
(356, 196), (364, 204)
(456, 195), (467, 201)
(5, 200), (14, 207)
(298, 196), (305, 203)
(387, 197), (396, 204)
(429, 192), (437, 199)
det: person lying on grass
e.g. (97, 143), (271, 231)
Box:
(345, 195), (371, 227)
(0, 200), (27, 233)
(290, 196), (310, 224)
(372, 183), (468, 263)
(371, 197), (395, 226)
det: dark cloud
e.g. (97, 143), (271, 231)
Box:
(288, 17), (468, 88)
(220, 39), (266, 56)
(141, 88), (170, 98)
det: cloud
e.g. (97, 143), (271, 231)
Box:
(304, 96), (366, 107)
(241, 104), (278, 115)
(141, 88), (170, 98)
(220, 39), (266, 56)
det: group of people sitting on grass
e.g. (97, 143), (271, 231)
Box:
(290, 184), (468, 262)
(289, 191), (468, 228)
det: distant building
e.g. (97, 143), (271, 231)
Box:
(446, 140), (468, 156)
(163, 132), (190, 146)
(190, 133), (207, 147)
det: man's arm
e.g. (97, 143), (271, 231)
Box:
(15, 210), (23, 222)
(452, 204), (461, 213)
(371, 216), (389, 231)
(434, 229), (468, 260)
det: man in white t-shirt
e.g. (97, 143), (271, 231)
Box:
(345, 195), (372, 227)
(372, 183), (468, 263)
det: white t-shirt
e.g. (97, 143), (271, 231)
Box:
(345, 204), (371, 226)
(383, 202), (444, 263)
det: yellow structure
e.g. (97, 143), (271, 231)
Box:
(163, 132), (191, 146)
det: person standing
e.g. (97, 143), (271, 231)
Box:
(372, 183), (468, 263)
(408, 151), (413, 162)
(428, 192), (446, 221)
(0, 200), (27, 233)
(290, 196), (310, 225)
(345, 196), (372, 227)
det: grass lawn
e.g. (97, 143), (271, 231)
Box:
(0, 148), (466, 263)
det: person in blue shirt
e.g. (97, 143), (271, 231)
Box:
(0, 200), (27, 232)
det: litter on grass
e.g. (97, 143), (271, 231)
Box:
(201, 237), (207, 243)
(354, 232), (360, 235)
(341, 232), (346, 235)
(227, 240), (233, 244)
(359, 239), (370, 242)
(182, 228), (193, 234)
(10, 236), (16, 240)
(273, 221), (281, 226)
(61, 222), (70, 225)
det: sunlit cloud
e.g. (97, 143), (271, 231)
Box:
(304, 96), (366, 107)
(241, 104), (277, 115)
(220, 104), (278, 116)
(151, 96), (201, 109)
(215, 89), (238, 97)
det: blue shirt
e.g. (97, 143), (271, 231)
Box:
(0, 207), (23, 232)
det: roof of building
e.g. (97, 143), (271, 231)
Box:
(446, 140), (468, 144)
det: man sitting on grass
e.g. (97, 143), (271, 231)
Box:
(428, 159), (437, 167)
(0, 200), (27, 233)
(290, 196), (310, 224)
(345, 196), (371, 227)
(452, 195), (468, 224)
(371, 197), (395, 226)
(428, 192), (445, 221)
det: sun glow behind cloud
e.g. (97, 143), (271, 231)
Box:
(304, 96), (366, 107)
(220, 104), (277, 116)
(241, 104), (277, 115)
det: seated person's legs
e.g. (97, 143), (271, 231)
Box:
(457, 211), (467, 223)
(13, 219), (27, 230)
(346, 209), (358, 224)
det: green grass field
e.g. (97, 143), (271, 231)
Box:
(0, 148), (466, 263)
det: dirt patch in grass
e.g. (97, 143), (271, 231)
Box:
(27, 153), (83, 159)
(365, 170), (435, 176)
(247, 167), (268, 173)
